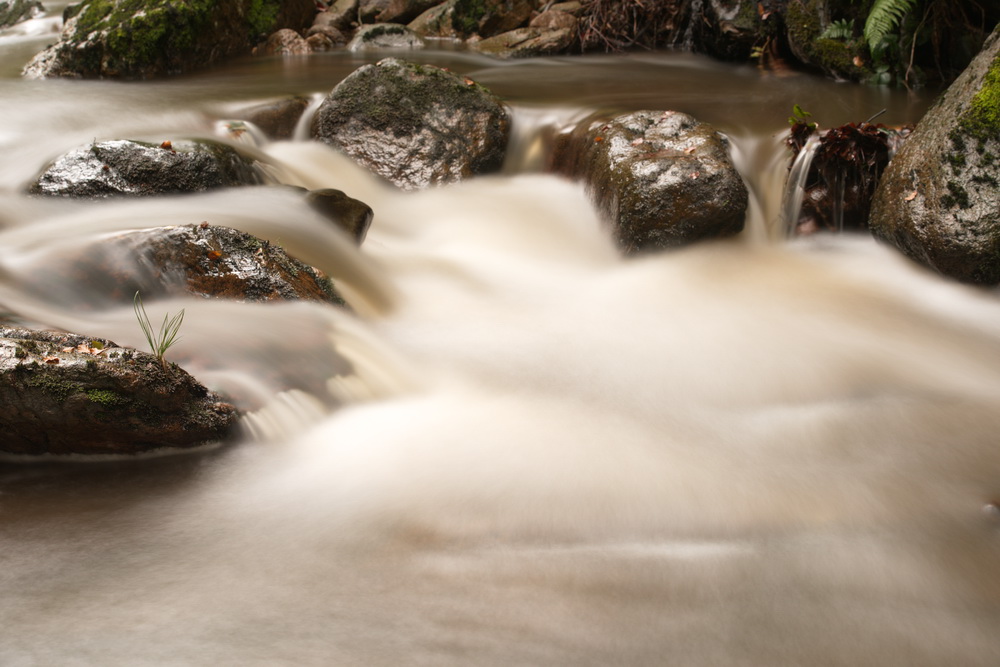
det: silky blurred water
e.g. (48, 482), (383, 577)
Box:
(1, 8), (998, 667)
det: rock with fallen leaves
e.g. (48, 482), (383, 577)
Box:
(16, 223), (346, 309)
(310, 58), (510, 190)
(27, 139), (265, 198)
(0, 327), (238, 455)
(785, 118), (908, 236)
(552, 110), (748, 253)
(869, 26), (1000, 284)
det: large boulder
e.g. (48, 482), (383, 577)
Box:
(0, 0), (43, 29)
(0, 327), (238, 455)
(869, 26), (1000, 285)
(27, 139), (265, 198)
(22, 0), (316, 79)
(310, 58), (510, 190)
(18, 223), (347, 310)
(552, 110), (748, 253)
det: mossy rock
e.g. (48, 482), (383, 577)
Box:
(22, 0), (315, 79)
(869, 26), (1000, 284)
(0, 327), (238, 455)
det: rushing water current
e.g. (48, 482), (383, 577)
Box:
(2, 9), (1000, 667)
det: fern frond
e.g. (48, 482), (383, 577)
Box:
(864, 0), (919, 51)
(821, 18), (854, 41)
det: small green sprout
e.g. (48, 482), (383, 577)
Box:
(133, 291), (184, 370)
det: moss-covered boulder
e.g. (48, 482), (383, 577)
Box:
(27, 139), (265, 198)
(310, 58), (510, 190)
(21, 0), (316, 79)
(869, 26), (1000, 284)
(0, 0), (43, 29)
(552, 110), (748, 253)
(783, 0), (870, 82)
(408, 0), (459, 39)
(347, 22), (425, 50)
(0, 327), (238, 455)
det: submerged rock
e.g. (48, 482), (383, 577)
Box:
(233, 96), (312, 140)
(306, 189), (374, 243)
(310, 58), (510, 190)
(23, 223), (346, 309)
(22, 0), (315, 79)
(553, 110), (748, 253)
(0, 0), (43, 29)
(0, 327), (238, 455)
(27, 139), (265, 198)
(869, 26), (1000, 284)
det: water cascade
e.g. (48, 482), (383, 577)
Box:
(1, 10), (998, 667)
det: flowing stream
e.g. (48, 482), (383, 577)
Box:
(2, 9), (1000, 666)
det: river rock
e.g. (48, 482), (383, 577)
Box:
(27, 139), (265, 198)
(869, 26), (1000, 284)
(234, 96), (312, 140)
(24, 223), (346, 309)
(22, 0), (316, 79)
(0, 327), (238, 455)
(347, 22), (425, 50)
(552, 110), (748, 253)
(408, 0), (459, 38)
(0, 0), (43, 29)
(451, 0), (534, 38)
(317, 0), (358, 32)
(473, 25), (575, 58)
(261, 28), (311, 55)
(360, 0), (440, 24)
(310, 58), (510, 190)
(305, 188), (374, 243)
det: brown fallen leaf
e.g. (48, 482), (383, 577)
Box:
(904, 190), (917, 201)
(43, 356), (59, 364)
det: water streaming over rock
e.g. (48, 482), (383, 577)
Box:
(1, 12), (998, 666)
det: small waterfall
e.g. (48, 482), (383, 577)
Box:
(780, 132), (820, 237)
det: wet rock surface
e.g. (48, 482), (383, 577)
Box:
(310, 58), (510, 190)
(27, 139), (265, 198)
(553, 110), (748, 253)
(869, 26), (1000, 284)
(24, 223), (346, 309)
(0, 327), (238, 455)
(22, 0), (315, 79)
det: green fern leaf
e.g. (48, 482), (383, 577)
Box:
(864, 0), (920, 51)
